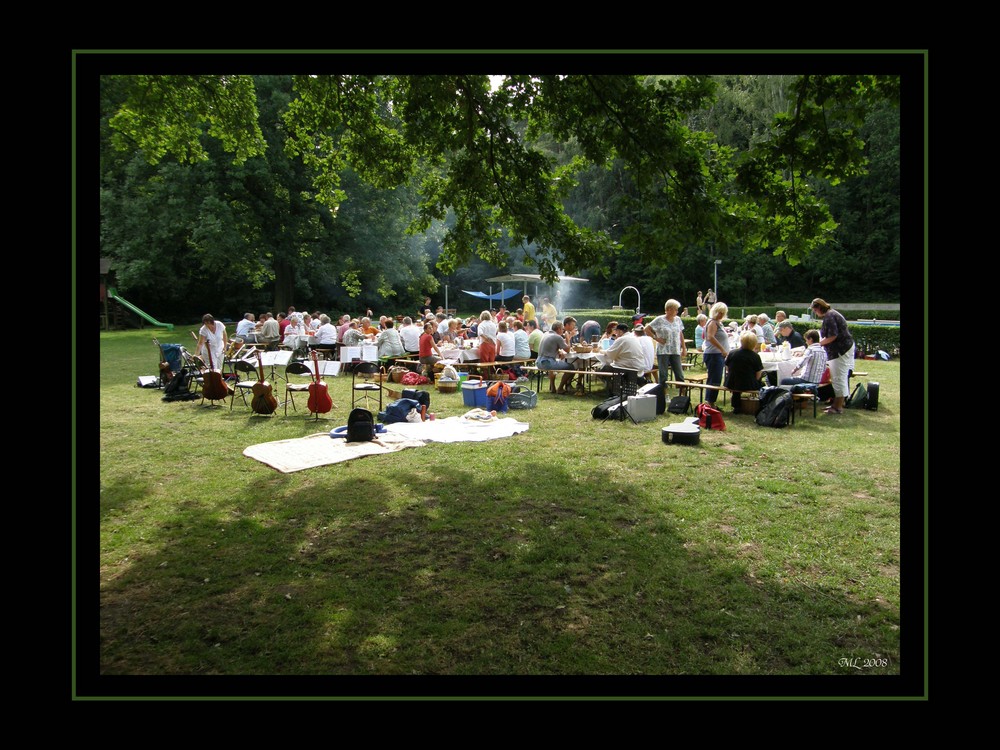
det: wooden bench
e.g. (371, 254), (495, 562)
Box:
(520, 365), (545, 392)
(661, 380), (727, 404)
(792, 392), (818, 420)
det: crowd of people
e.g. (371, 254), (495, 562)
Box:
(193, 293), (855, 416)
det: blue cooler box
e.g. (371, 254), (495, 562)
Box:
(461, 382), (490, 408)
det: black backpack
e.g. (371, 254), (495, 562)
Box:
(845, 382), (868, 409)
(161, 367), (199, 402)
(755, 386), (793, 428)
(667, 395), (691, 414)
(592, 395), (626, 421)
(346, 408), (376, 441)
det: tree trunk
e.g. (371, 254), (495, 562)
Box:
(273, 259), (296, 314)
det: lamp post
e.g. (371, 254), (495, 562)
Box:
(714, 259), (721, 299)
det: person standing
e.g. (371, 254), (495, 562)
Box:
(195, 313), (228, 369)
(704, 288), (716, 315)
(811, 297), (855, 414)
(696, 290), (704, 315)
(541, 297), (558, 331)
(521, 295), (536, 326)
(418, 297), (432, 318)
(694, 313), (708, 350)
(647, 298), (687, 385)
(476, 310), (498, 363)
(702, 302), (730, 408)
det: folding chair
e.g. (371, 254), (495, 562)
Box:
(229, 359), (260, 411)
(351, 361), (383, 412)
(283, 361), (315, 416)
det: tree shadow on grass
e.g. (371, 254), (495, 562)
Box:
(91, 446), (915, 698)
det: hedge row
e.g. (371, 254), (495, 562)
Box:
(564, 310), (901, 359)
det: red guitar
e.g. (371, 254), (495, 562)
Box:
(307, 350), (333, 415)
(201, 343), (231, 402)
(250, 350), (278, 414)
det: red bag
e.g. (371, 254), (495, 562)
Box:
(695, 402), (726, 430)
(401, 371), (430, 386)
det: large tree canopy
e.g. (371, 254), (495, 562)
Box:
(107, 73), (900, 287)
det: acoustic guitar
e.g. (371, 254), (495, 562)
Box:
(153, 337), (173, 386)
(250, 350), (278, 414)
(307, 350), (333, 415)
(201, 342), (231, 402)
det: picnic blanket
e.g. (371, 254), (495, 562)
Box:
(243, 416), (529, 473)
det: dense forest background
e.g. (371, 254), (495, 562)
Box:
(99, 73), (901, 322)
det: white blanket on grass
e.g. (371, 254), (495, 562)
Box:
(243, 416), (529, 473)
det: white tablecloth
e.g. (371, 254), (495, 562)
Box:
(438, 345), (480, 363)
(760, 352), (798, 383)
(284, 334), (317, 351)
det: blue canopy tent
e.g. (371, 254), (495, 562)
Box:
(461, 289), (522, 302)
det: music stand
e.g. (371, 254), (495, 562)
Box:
(312, 359), (342, 378)
(254, 349), (293, 382)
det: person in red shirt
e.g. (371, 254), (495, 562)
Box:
(418, 321), (442, 376)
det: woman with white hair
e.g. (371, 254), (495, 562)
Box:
(742, 314), (764, 343)
(694, 313), (709, 350)
(758, 314), (776, 345)
(648, 298), (687, 384)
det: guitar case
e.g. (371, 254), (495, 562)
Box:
(662, 417), (701, 445)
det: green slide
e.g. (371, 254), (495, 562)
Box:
(107, 288), (174, 331)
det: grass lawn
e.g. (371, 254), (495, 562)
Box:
(88, 327), (919, 696)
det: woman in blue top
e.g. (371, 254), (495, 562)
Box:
(694, 313), (708, 350)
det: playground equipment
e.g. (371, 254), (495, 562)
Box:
(106, 287), (173, 331)
(614, 286), (641, 314)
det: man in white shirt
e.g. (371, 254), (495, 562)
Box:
(602, 324), (648, 372)
(634, 325), (656, 374)
(600, 323), (648, 394)
(235, 313), (257, 342)
(435, 313), (450, 340)
(399, 316), (422, 354)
